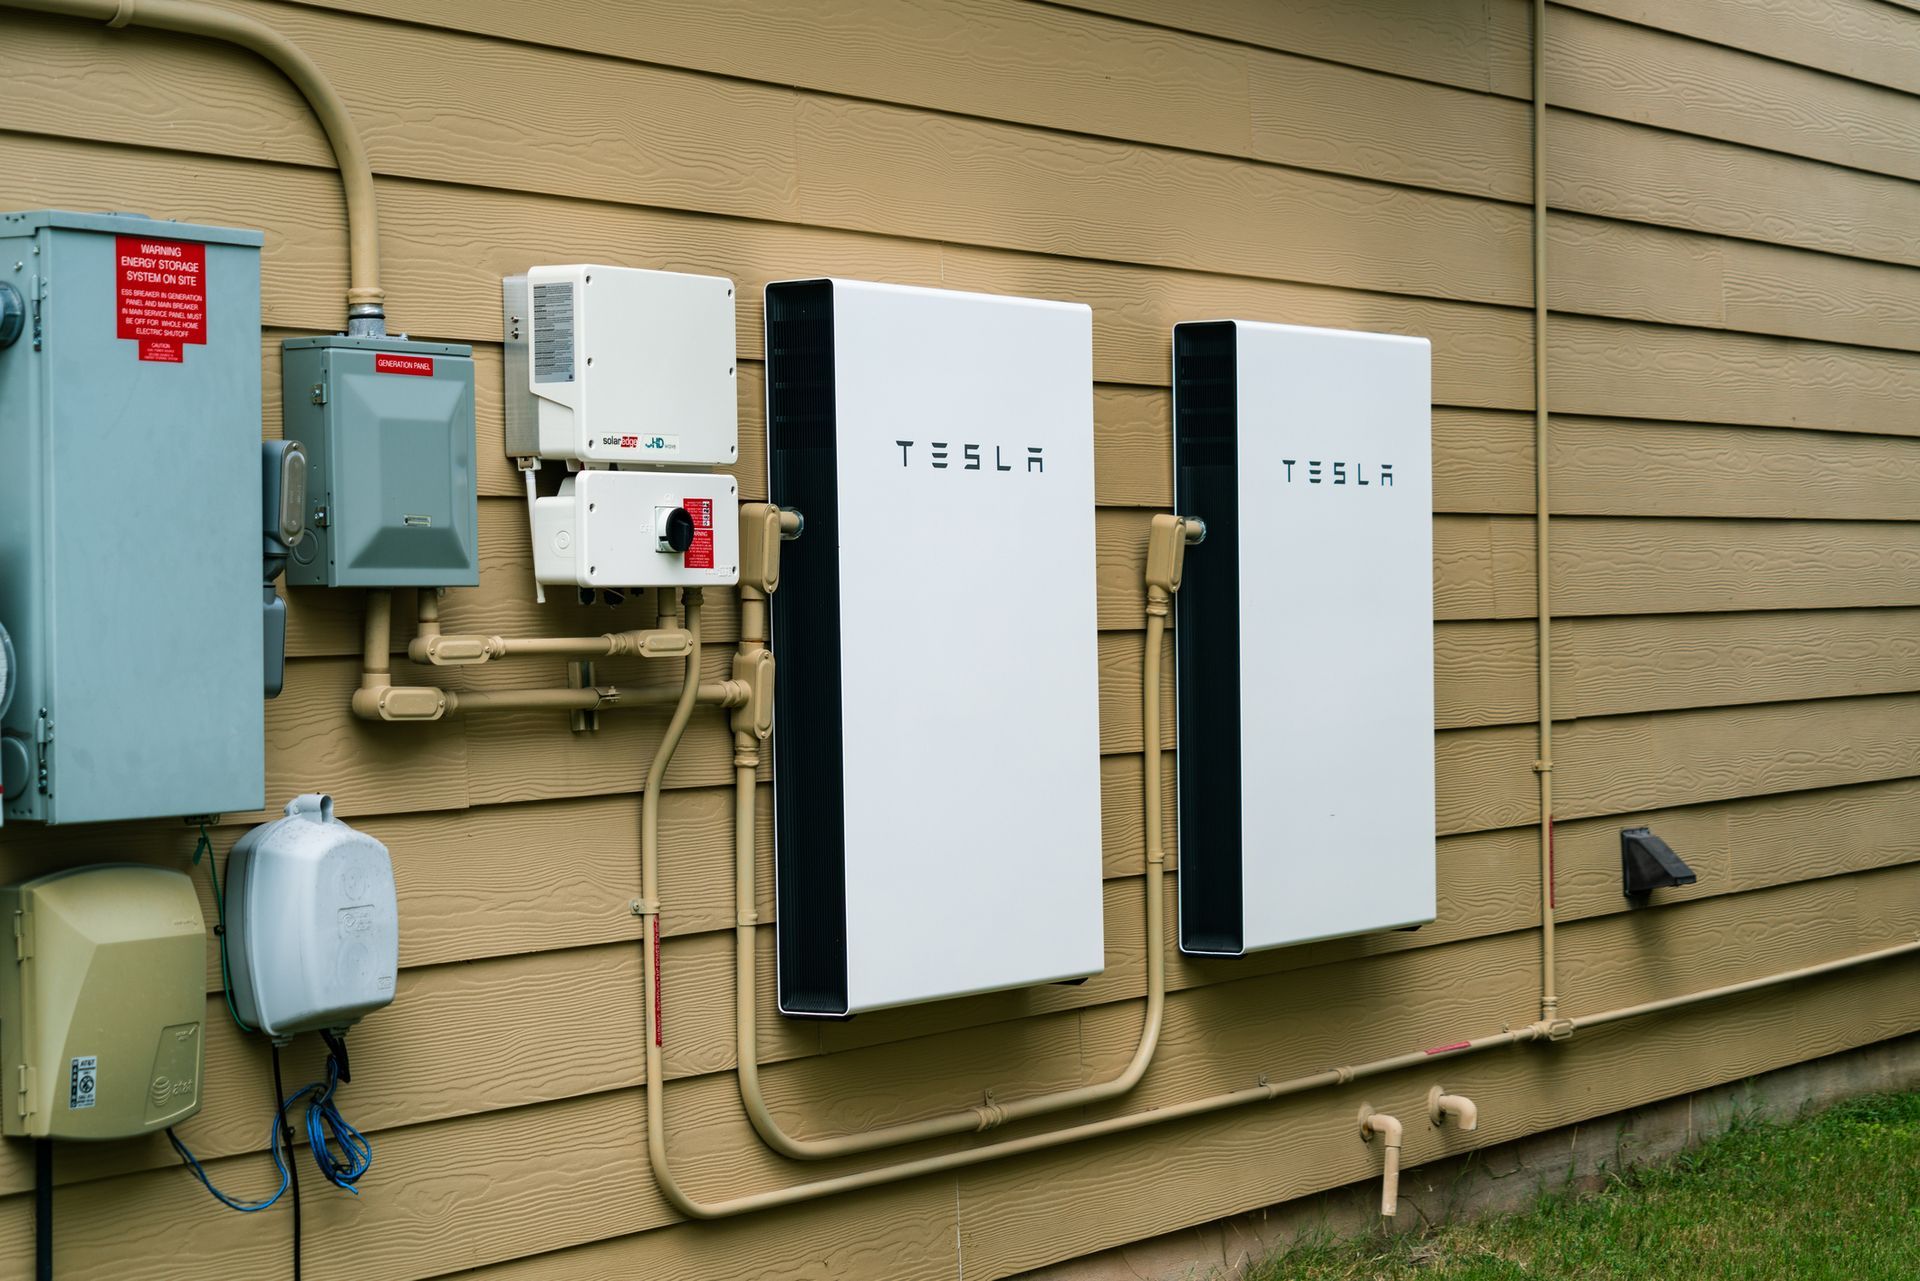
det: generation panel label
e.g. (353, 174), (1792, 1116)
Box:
(115, 237), (207, 363)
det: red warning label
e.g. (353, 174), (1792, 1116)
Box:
(115, 236), (206, 363)
(682, 497), (714, 570)
(375, 353), (434, 377)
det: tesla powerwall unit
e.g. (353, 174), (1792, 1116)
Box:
(1172, 320), (1434, 956)
(765, 279), (1102, 1017)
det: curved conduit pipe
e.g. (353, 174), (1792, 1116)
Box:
(635, 532), (1920, 1220)
(724, 519), (1188, 1159)
(2, 0), (387, 333)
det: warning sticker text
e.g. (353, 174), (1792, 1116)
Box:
(683, 497), (714, 570)
(115, 237), (207, 363)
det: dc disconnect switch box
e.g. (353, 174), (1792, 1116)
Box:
(282, 336), (479, 588)
(0, 211), (265, 824)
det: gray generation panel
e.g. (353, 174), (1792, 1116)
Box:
(282, 335), (479, 588)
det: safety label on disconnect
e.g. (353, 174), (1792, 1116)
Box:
(69, 1055), (97, 1110)
(115, 237), (207, 363)
(683, 497), (714, 570)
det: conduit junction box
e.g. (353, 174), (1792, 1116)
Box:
(765, 278), (1103, 1017)
(1172, 320), (1435, 956)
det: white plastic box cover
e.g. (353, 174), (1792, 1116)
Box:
(502, 264), (738, 467)
(1171, 320), (1435, 955)
(764, 278), (1104, 1017)
(225, 794), (398, 1038)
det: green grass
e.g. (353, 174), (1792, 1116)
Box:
(1248, 1092), (1920, 1281)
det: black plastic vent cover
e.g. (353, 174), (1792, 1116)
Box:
(765, 280), (851, 1016)
(1172, 321), (1245, 956)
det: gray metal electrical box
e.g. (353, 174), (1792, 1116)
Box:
(282, 336), (479, 588)
(0, 210), (265, 825)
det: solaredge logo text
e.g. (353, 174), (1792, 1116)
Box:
(895, 441), (1045, 473)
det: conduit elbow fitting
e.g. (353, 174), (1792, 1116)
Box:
(619, 628), (694, 659)
(730, 649), (774, 739)
(1145, 513), (1206, 597)
(409, 633), (491, 666)
(1359, 1106), (1404, 1218)
(352, 682), (447, 721)
(1428, 1087), (1478, 1132)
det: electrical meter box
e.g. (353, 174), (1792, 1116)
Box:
(765, 278), (1103, 1018)
(503, 265), (737, 466)
(1172, 320), (1435, 956)
(532, 470), (740, 589)
(0, 210), (265, 824)
(225, 794), (398, 1040)
(282, 335), (479, 587)
(1, 865), (206, 1139)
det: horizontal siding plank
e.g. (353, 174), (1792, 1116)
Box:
(1550, 418), (1920, 519)
(1547, 5), (1920, 182)
(1555, 0), (1920, 99)
(1045, 0), (1533, 97)
(1549, 107), (1920, 269)
(1548, 315), (1920, 434)
(1440, 694), (1920, 835)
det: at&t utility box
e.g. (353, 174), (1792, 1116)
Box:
(0, 865), (207, 1139)
(282, 336), (479, 588)
(0, 211), (265, 824)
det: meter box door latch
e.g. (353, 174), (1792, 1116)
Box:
(531, 470), (739, 589)
(0, 210), (265, 825)
(503, 265), (737, 467)
(1171, 319), (1436, 957)
(282, 335), (479, 588)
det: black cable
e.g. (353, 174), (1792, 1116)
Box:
(34, 1138), (51, 1281)
(273, 1044), (302, 1281)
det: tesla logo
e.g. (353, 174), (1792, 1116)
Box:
(895, 441), (1044, 473)
(1280, 460), (1395, 487)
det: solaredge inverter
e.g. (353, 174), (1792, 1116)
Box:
(1172, 320), (1435, 956)
(765, 279), (1104, 1018)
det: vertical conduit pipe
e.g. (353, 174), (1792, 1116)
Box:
(1532, 0), (1560, 1025)
(0, 0), (387, 331)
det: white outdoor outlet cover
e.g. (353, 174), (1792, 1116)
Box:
(225, 793), (399, 1039)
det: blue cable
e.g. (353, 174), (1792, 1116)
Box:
(168, 1045), (372, 1209)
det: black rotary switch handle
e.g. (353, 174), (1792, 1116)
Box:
(661, 506), (696, 554)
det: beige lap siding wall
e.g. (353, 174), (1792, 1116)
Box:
(2, 0), (1919, 1275)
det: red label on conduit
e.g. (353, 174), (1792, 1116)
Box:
(115, 236), (206, 363)
(682, 497), (714, 570)
(375, 353), (434, 377)
(1424, 1041), (1472, 1056)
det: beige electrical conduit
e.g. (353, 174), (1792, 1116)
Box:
(349, 588), (748, 721)
(3, 0), (387, 330)
(634, 527), (1920, 1220)
(722, 518), (1189, 1158)
(1531, 0), (1560, 1027)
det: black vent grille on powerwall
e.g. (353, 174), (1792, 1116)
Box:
(765, 277), (1104, 1018)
